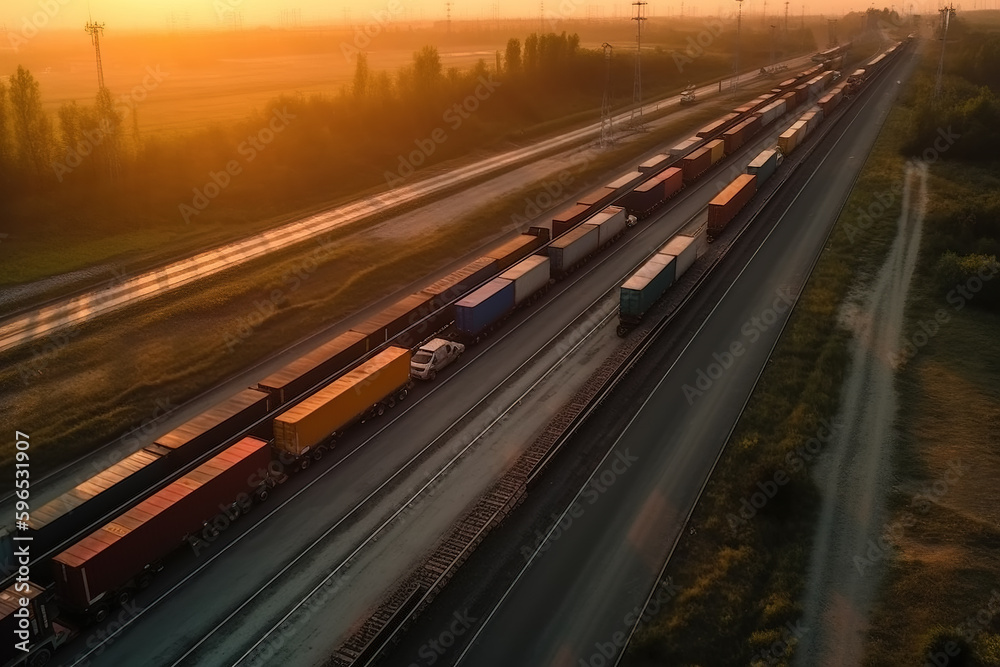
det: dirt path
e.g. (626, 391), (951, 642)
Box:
(794, 161), (928, 666)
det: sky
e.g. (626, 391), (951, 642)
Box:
(0, 0), (937, 31)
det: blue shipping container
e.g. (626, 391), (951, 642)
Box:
(747, 149), (778, 185)
(455, 278), (515, 338)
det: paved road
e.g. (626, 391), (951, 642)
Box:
(429, 46), (918, 667)
(0, 57), (811, 356)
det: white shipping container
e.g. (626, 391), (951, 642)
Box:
(658, 234), (699, 278)
(670, 136), (700, 155)
(582, 206), (627, 247)
(549, 224), (600, 273)
(500, 255), (550, 304)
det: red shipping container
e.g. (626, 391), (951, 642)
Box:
(619, 177), (666, 217)
(723, 122), (747, 154)
(657, 167), (684, 200)
(681, 147), (713, 183)
(52, 437), (272, 614)
(708, 174), (758, 238)
(696, 112), (740, 138)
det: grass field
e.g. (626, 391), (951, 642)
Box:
(862, 160), (1000, 667)
(624, 68), (913, 667)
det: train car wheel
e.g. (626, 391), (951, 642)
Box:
(397, 388), (408, 401)
(617, 324), (629, 337)
(256, 487), (269, 503)
(136, 572), (153, 589)
(116, 589), (131, 605)
(91, 604), (110, 624)
(377, 403), (386, 417)
(299, 456), (311, 471)
(28, 648), (52, 667)
(387, 396), (396, 408)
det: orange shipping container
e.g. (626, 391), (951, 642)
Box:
(708, 174), (757, 238)
(273, 347), (411, 456)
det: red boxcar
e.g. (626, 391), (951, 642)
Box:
(708, 174), (758, 239)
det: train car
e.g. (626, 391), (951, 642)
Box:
(0, 582), (68, 667)
(818, 89), (843, 116)
(747, 148), (779, 185)
(637, 153), (671, 175)
(696, 113), (741, 139)
(670, 136), (700, 156)
(661, 233), (701, 278)
(552, 203), (596, 237)
(682, 146), (712, 183)
(153, 389), (270, 467)
(620, 168), (681, 219)
(708, 173), (757, 240)
(619, 254), (676, 333)
(419, 256), (499, 309)
(577, 185), (618, 212)
(500, 255), (551, 305)
(257, 330), (371, 410)
(483, 230), (550, 271)
(778, 123), (804, 154)
(28, 446), (172, 557)
(273, 348), (412, 458)
(707, 139), (725, 165)
(547, 224), (600, 276)
(51, 437), (272, 622)
(350, 293), (440, 349)
(581, 206), (628, 248)
(722, 116), (762, 155)
(757, 99), (786, 127)
(454, 279), (516, 341)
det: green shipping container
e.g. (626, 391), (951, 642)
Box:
(619, 254), (677, 324)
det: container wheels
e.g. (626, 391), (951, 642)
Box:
(397, 388), (408, 401)
(387, 396), (396, 408)
(91, 604), (110, 624)
(136, 571), (153, 590)
(116, 589), (131, 605)
(256, 486), (270, 503)
(229, 502), (241, 520)
(376, 403), (386, 417)
(28, 648), (52, 667)
(617, 324), (630, 337)
(299, 456), (311, 471)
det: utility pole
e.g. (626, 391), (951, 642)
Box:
(784, 0), (789, 32)
(934, 4), (956, 97)
(84, 19), (106, 90)
(770, 24), (777, 66)
(735, 0), (744, 90)
(601, 43), (615, 147)
(828, 18), (838, 47)
(445, 1), (452, 32)
(631, 1), (647, 127)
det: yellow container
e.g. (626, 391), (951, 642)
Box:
(707, 139), (725, 164)
(273, 346), (411, 455)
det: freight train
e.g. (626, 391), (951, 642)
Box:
(1, 39), (908, 665)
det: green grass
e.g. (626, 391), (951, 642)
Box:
(624, 78), (914, 667)
(862, 160), (1000, 667)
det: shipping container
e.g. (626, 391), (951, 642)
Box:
(606, 170), (646, 194)
(819, 89), (843, 115)
(757, 99), (786, 126)
(707, 139), (725, 165)
(581, 206), (627, 247)
(619, 254), (676, 326)
(153, 389), (269, 466)
(791, 119), (808, 139)
(0, 582), (55, 665)
(258, 330), (370, 409)
(659, 234), (700, 278)
(577, 186), (618, 211)
(620, 176), (666, 217)
(637, 153), (671, 174)
(779, 77), (797, 88)
(657, 167), (684, 201)
(483, 231), (549, 271)
(52, 437), (272, 616)
(350, 293), (436, 347)
(273, 348), (411, 456)
(547, 224), (600, 275)
(28, 446), (170, 555)
(778, 126), (799, 155)
(793, 83), (809, 105)
(499, 255), (550, 305)
(419, 256), (498, 309)
(681, 146), (712, 183)
(670, 136), (700, 156)
(454, 278), (515, 338)
(696, 113), (741, 138)
(747, 148), (779, 185)
(723, 116), (761, 154)
(708, 173), (757, 238)
(552, 203), (596, 237)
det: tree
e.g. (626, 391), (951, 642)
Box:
(524, 33), (539, 71)
(95, 86), (123, 180)
(0, 80), (11, 175)
(505, 38), (522, 73)
(8, 66), (54, 178)
(413, 45), (442, 89)
(353, 51), (370, 98)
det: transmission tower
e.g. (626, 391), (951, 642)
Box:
(84, 19), (106, 90)
(734, 0), (744, 89)
(784, 1), (789, 32)
(601, 43), (615, 147)
(445, 1), (453, 32)
(630, 1), (647, 128)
